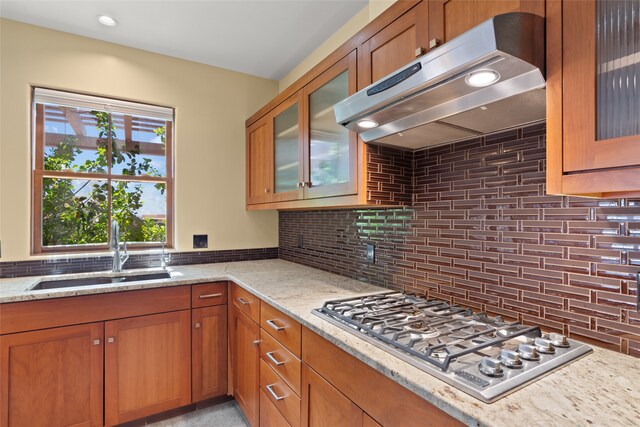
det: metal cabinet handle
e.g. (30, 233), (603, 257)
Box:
(265, 351), (285, 366)
(236, 297), (250, 305)
(264, 188), (270, 193)
(93, 339), (101, 346)
(194, 322), (201, 329)
(107, 337), (115, 344)
(429, 38), (441, 50)
(199, 293), (223, 299)
(266, 319), (285, 332)
(252, 340), (261, 347)
(415, 46), (425, 57)
(265, 384), (285, 401)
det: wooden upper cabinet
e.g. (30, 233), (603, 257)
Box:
(192, 305), (228, 402)
(547, 0), (640, 196)
(358, 1), (429, 88)
(246, 116), (274, 205)
(0, 323), (104, 427)
(428, 0), (545, 45)
(303, 50), (358, 199)
(104, 311), (191, 426)
(271, 92), (305, 203)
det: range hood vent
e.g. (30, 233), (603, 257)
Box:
(334, 13), (545, 150)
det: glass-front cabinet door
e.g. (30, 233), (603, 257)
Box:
(303, 50), (358, 199)
(271, 93), (304, 202)
(562, 0), (640, 173)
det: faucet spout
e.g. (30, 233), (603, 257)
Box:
(110, 220), (129, 272)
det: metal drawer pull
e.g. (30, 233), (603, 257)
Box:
(93, 339), (101, 346)
(252, 340), (261, 346)
(107, 337), (115, 344)
(199, 293), (223, 299)
(265, 351), (285, 366)
(265, 384), (285, 401)
(266, 319), (285, 332)
(236, 297), (250, 305)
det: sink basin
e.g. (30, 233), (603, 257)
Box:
(29, 272), (172, 291)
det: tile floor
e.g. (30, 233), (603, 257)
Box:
(148, 401), (249, 427)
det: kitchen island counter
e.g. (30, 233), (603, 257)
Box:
(1, 259), (638, 426)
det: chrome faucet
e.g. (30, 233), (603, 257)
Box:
(109, 220), (129, 272)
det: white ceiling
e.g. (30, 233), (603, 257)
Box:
(0, 0), (368, 80)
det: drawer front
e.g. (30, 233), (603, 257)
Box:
(260, 329), (301, 396)
(260, 359), (300, 427)
(231, 284), (260, 323)
(260, 389), (292, 427)
(192, 282), (228, 308)
(260, 303), (301, 358)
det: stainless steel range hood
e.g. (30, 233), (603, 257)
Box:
(334, 13), (545, 150)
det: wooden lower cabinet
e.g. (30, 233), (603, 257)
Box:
(0, 323), (104, 427)
(232, 308), (261, 427)
(301, 364), (363, 427)
(105, 310), (191, 426)
(302, 327), (463, 427)
(260, 388), (293, 427)
(193, 305), (228, 402)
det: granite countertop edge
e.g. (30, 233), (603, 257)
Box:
(1, 259), (638, 427)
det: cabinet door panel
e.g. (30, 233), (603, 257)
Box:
(0, 323), (103, 427)
(233, 309), (260, 427)
(193, 305), (228, 402)
(562, 0), (640, 172)
(428, 0), (544, 44)
(301, 364), (363, 427)
(246, 117), (273, 205)
(359, 3), (429, 88)
(260, 388), (293, 427)
(273, 92), (305, 202)
(303, 51), (358, 199)
(105, 310), (191, 426)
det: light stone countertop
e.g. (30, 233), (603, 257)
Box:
(1, 259), (639, 426)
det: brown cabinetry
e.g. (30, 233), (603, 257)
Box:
(301, 364), (363, 427)
(428, 0), (544, 45)
(1, 283), (229, 427)
(0, 323), (104, 427)
(246, 50), (358, 209)
(232, 301), (261, 427)
(547, 0), (640, 196)
(358, 1), (429, 88)
(192, 305), (228, 402)
(105, 310), (191, 426)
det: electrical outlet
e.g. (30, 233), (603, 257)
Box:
(366, 243), (375, 263)
(298, 234), (304, 249)
(193, 234), (208, 249)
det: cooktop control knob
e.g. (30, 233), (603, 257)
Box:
(534, 337), (556, 354)
(518, 343), (540, 361)
(479, 357), (504, 377)
(500, 349), (523, 369)
(549, 332), (570, 348)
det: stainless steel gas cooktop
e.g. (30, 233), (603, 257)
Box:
(313, 291), (592, 403)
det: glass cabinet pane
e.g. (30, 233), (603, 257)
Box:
(309, 71), (350, 188)
(274, 103), (300, 193)
(596, 0), (639, 140)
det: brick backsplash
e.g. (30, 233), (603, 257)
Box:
(0, 247), (279, 278)
(280, 123), (640, 356)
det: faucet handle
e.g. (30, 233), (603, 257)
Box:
(120, 241), (129, 264)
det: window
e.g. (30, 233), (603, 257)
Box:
(32, 88), (174, 253)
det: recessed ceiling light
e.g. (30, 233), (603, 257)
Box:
(97, 15), (118, 27)
(357, 119), (378, 129)
(465, 70), (500, 87)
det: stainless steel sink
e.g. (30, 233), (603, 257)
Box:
(29, 272), (172, 291)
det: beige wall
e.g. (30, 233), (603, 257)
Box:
(0, 19), (279, 261)
(278, 0), (396, 91)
